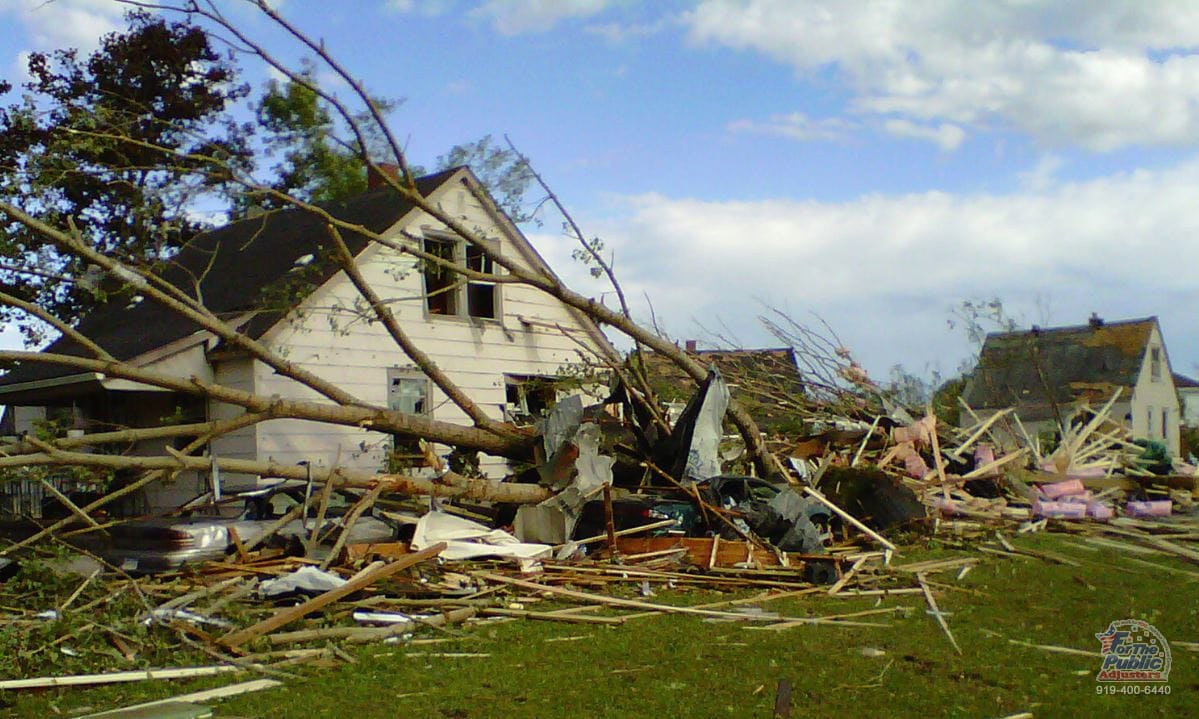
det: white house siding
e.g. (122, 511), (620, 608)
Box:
(1129, 326), (1180, 455)
(207, 356), (260, 488)
(252, 177), (605, 477)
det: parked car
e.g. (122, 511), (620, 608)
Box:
(98, 481), (397, 574)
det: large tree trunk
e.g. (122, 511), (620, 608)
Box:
(3, 449), (552, 504)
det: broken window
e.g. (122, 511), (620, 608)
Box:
(504, 375), (559, 424)
(422, 237), (458, 316)
(387, 369), (430, 469)
(465, 244), (498, 319)
(421, 234), (501, 320)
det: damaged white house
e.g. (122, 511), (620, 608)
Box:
(0, 167), (613, 511)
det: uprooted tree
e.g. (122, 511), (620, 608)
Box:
(0, 0), (791, 529)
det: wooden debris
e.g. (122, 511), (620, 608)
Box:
(801, 485), (897, 552)
(0, 665), (242, 690)
(219, 543), (446, 648)
(917, 572), (961, 654)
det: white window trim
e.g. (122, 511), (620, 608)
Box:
(420, 231), (503, 324)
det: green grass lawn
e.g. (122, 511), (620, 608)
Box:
(6, 532), (1197, 718)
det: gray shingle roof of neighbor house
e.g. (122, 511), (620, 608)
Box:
(0, 168), (464, 389)
(1172, 372), (1199, 389)
(961, 316), (1160, 418)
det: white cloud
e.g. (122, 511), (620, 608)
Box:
(1018, 154), (1065, 193)
(882, 118), (965, 151)
(471, 0), (610, 35)
(560, 157), (1199, 376)
(585, 17), (672, 43)
(728, 111), (855, 142)
(387, 0), (457, 16)
(685, 0), (1199, 150)
(0, 0), (124, 57)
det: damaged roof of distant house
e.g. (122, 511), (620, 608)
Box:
(0, 168), (461, 388)
(962, 317), (1160, 413)
(642, 346), (805, 428)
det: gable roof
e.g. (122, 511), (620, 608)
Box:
(961, 316), (1160, 416)
(0, 167), (497, 389)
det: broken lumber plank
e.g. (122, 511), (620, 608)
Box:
(0, 665), (241, 690)
(748, 606), (907, 631)
(227, 526), (249, 563)
(80, 679), (282, 717)
(554, 519), (678, 550)
(827, 557), (868, 595)
(219, 542), (445, 648)
(1008, 638), (1101, 658)
(926, 411), (951, 501)
(476, 571), (811, 622)
(478, 607), (623, 625)
(618, 588), (823, 621)
(801, 485), (897, 552)
(889, 557), (979, 574)
(851, 416), (882, 468)
(265, 606), (475, 646)
(961, 448), (1028, 479)
(320, 483), (385, 570)
(918, 572), (961, 654)
(948, 408), (1013, 460)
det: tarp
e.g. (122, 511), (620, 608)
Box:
(413, 512), (551, 569)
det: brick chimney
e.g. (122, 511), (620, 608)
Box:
(367, 162), (401, 189)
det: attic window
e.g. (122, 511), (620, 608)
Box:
(1150, 347), (1162, 381)
(422, 237), (458, 316)
(421, 234), (501, 320)
(466, 245), (497, 319)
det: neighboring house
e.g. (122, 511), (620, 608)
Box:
(0, 166), (612, 510)
(1174, 373), (1199, 427)
(961, 315), (1180, 455)
(642, 342), (805, 433)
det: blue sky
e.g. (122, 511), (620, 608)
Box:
(3, 0), (1199, 384)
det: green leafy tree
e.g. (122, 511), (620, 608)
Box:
(0, 11), (254, 342)
(251, 63), (397, 209)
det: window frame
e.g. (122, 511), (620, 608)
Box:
(420, 231), (503, 323)
(386, 368), (432, 468)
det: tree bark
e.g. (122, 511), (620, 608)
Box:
(2, 449), (551, 504)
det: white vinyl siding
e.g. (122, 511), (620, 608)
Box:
(253, 176), (605, 475)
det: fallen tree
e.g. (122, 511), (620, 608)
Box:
(0, 1), (784, 526)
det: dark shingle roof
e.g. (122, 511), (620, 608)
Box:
(1173, 373), (1199, 389)
(0, 168), (459, 388)
(961, 317), (1158, 415)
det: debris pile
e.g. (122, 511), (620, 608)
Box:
(1, 365), (1197, 715)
